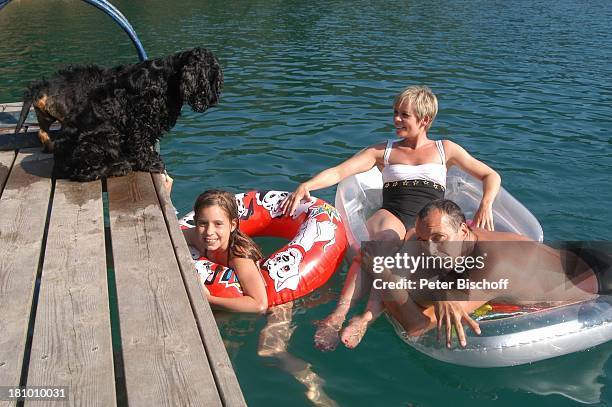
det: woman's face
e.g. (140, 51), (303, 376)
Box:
(195, 205), (237, 253)
(393, 102), (427, 138)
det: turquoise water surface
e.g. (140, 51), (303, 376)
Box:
(1, 0), (611, 405)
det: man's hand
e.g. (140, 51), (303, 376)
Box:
(435, 301), (481, 348)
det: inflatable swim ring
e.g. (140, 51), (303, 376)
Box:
(335, 167), (612, 367)
(180, 190), (348, 307)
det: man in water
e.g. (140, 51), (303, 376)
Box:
(374, 199), (609, 347)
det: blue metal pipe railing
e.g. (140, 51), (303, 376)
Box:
(81, 0), (147, 61)
(0, 0), (147, 61)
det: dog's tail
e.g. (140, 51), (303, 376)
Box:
(14, 89), (33, 134)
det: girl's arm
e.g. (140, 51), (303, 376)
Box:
(206, 257), (268, 314)
(445, 141), (501, 231)
(282, 143), (383, 216)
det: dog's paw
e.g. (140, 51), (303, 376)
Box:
(107, 161), (132, 178)
(70, 171), (102, 182)
(134, 155), (165, 173)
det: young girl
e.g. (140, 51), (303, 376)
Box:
(183, 189), (268, 313)
(281, 85), (501, 350)
(183, 190), (336, 400)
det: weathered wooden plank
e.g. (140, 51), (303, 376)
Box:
(0, 151), (16, 197)
(0, 102), (27, 112)
(0, 102), (60, 128)
(0, 131), (45, 151)
(0, 101), (32, 128)
(107, 172), (221, 407)
(25, 180), (116, 407)
(0, 101), (60, 151)
(0, 149), (53, 402)
(152, 173), (247, 407)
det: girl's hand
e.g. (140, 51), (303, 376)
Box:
(473, 203), (494, 231)
(163, 171), (174, 196)
(281, 184), (311, 217)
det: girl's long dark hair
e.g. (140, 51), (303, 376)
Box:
(194, 189), (263, 263)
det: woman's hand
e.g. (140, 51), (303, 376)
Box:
(473, 203), (494, 231)
(435, 301), (481, 348)
(281, 183), (311, 217)
(445, 141), (500, 231)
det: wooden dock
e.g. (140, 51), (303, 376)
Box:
(0, 102), (54, 150)
(0, 104), (246, 406)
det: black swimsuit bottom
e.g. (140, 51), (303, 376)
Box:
(562, 242), (612, 295)
(381, 180), (445, 229)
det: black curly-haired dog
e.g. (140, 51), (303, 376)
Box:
(15, 64), (113, 153)
(16, 47), (223, 181)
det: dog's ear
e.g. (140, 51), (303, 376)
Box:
(180, 48), (223, 113)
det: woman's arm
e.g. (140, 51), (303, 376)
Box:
(206, 257), (268, 314)
(282, 144), (383, 216)
(445, 141), (501, 230)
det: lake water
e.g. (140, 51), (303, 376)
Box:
(1, 0), (611, 405)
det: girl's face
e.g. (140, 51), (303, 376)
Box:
(195, 205), (237, 254)
(393, 102), (429, 138)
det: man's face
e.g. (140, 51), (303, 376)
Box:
(415, 210), (468, 259)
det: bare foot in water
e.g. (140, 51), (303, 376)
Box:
(314, 315), (345, 352)
(340, 315), (370, 349)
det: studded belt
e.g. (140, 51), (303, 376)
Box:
(383, 179), (446, 191)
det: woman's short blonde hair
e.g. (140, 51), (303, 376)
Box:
(394, 85), (438, 130)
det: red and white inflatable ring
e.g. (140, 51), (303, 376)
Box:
(179, 190), (348, 307)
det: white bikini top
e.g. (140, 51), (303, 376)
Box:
(381, 139), (447, 187)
